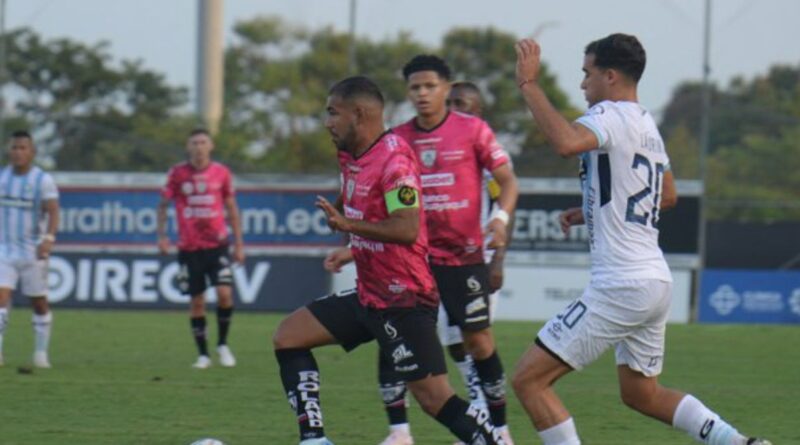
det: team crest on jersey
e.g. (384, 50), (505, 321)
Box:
(181, 182), (194, 195)
(420, 149), (437, 167)
(196, 181), (207, 193)
(397, 186), (416, 206)
(346, 178), (356, 200)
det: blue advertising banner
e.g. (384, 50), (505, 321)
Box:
(58, 187), (339, 248)
(699, 269), (800, 324)
(12, 252), (330, 311)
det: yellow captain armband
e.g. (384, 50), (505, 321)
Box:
(487, 178), (502, 200)
(385, 186), (420, 213)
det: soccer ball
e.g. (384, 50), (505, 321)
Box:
(190, 439), (225, 445)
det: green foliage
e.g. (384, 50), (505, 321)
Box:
(4, 28), (189, 170)
(660, 63), (800, 221)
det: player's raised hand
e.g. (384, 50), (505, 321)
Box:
(515, 38), (542, 87)
(316, 195), (352, 233)
(559, 207), (585, 235)
(324, 247), (353, 273)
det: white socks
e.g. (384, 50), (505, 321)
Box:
(389, 423), (410, 434)
(32, 312), (53, 353)
(673, 395), (747, 445)
(454, 355), (487, 406)
(538, 417), (581, 445)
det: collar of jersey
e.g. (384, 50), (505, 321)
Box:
(412, 111), (450, 133)
(353, 130), (392, 161)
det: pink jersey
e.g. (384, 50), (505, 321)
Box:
(394, 112), (510, 266)
(337, 132), (438, 309)
(161, 161), (233, 251)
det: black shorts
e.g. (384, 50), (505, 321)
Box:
(177, 245), (233, 296)
(307, 290), (447, 382)
(431, 263), (492, 332)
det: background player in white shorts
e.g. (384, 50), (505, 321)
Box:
(0, 130), (59, 369)
(512, 34), (770, 445)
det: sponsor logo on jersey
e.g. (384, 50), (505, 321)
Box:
(344, 205), (364, 220)
(391, 344), (414, 364)
(440, 150), (464, 161)
(388, 281), (408, 294)
(421, 173), (455, 188)
(0, 198), (34, 208)
(181, 182), (194, 195)
(397, 186), (416, 206)
(465, 297), (487, 315)
(420, 149), (437, 167)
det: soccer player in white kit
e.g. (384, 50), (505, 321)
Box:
(0, 131), (59, 369)
(512, 34), (770, 445)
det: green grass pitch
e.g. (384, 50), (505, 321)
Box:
(0, 309), (797, 444)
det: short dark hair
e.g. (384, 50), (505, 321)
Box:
(189, 128), (211, 138)
(402, 55), (451, 81)
(11, 130), (32, 140)
(329, 76), (384, 105)
(585, 33), (646, 82)
(451, 81), (481, 96)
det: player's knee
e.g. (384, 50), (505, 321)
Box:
(409, 385), (449, 416)
(463, 330), (494, 360)
(620, 388), (652, 413)
(272, 319), (295, 350)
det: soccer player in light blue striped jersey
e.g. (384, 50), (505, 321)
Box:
(512, 34), (770, 445)
(0, 131), (59, 369)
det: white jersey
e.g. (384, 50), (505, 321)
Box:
(0, 166), (59, 261)
(575, 100), (671, 283)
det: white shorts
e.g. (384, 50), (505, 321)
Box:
(0, 258), (49, 297)
(437, 290), (499, 346)
(537, 278), (672, 377)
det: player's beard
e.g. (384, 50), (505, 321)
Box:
(333, 125), (356, 152)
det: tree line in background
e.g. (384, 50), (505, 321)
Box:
(2, 18), (798, 221)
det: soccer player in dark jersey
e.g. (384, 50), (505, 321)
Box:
(272, 76), (506, 445)
(375, 56), (519, 445)
(157, 128), (245, 369)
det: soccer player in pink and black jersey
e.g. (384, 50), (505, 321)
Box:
(157, 128), (245, 369)
(272, 76), (505, 445)
(376, 56), (519, 445)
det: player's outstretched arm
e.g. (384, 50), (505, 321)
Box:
(516, 39), (598, 157)
(316, 195), (420, 245)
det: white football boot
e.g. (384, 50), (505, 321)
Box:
(33, 351), (51, 368)
(192, 355), (212, 369)
(378, 430), (414, 445)
(217, 344), (236, 367)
